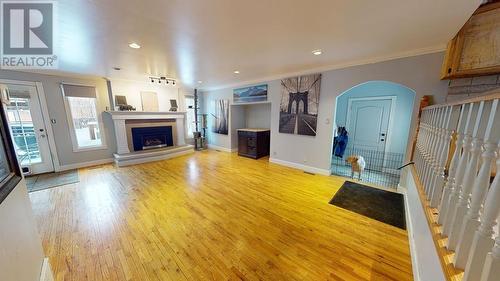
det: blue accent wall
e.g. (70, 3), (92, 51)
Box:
(334, 81), (415, 154)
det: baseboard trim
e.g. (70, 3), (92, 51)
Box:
(269, 157), (331, 176)
(56, 158), (114, 172)
(401, 184), (421, 281)
(39, 257), (54, 281)
(207, 144), (237, 153)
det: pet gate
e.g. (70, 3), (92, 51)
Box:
(331, 147), (405, 188)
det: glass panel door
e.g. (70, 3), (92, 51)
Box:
(2, 83), (54, 175)
(6, 97), (41, 166)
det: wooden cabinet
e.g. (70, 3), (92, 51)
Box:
(441, 2), (500, 79)
(237, 129), (270, 159)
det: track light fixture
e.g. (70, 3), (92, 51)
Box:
(149, 76), (177, 85)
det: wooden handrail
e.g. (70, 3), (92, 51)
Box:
(424, 89), (500, 110)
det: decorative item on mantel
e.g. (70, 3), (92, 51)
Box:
(114, 95), (136, 111)
(119, 105), (136, 111)
(169, 99), (178, 112)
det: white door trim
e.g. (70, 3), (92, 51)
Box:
(34, 82), (61, 172)
(0, 79), (60, 173)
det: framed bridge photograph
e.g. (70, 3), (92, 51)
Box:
(279, 74), (322, 136)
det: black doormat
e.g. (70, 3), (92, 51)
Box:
(329, 181), (406, 230)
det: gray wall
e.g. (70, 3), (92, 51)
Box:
(202, 52), (449, 173)
(0, 69), (116, 167)
(335, 81), (416, 155)
(245, 103), (271, 128)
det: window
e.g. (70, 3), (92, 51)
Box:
(185, 96), (196, 138)
(61, 84), (106, 151)
(6, 97), (42, 166)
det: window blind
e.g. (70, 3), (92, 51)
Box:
(62, 84), (96, 98)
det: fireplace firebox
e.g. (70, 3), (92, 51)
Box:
(131, 126), (174, 151)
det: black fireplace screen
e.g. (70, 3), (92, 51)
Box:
(131, 126), (174, 151)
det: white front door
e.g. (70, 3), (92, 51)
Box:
(347, 98), (392, 153)
(2, 83), (54, 174)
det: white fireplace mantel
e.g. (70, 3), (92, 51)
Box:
(106, 111), (186, 120)
(105, 111), (187, 155)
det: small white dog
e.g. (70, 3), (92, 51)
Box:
(345, 155), (366, 180)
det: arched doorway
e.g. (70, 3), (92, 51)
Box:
(331, 81), (416, 187)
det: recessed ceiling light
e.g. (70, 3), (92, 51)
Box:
(129, 42), (141, 49)
(234, 70), (240, 74)
(312, 49), (322, 55)
(198, 80), (203, 84)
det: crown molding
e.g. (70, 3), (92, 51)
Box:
(200, 45), (446, 92)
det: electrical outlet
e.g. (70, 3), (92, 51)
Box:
(273, 151), (277, 156)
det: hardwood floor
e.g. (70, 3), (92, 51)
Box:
(29, 150), (413, 281)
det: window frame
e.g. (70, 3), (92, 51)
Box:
(0, 96), (22, 204)
(184, 95), (196, 139)
(60, 83), (107, 152)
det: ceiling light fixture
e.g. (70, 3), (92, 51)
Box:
(233, 70), (240, 74)
(149, 76), (177, 85)
(129, 42), (141, 49)
(198, 80), (203, 84)
(312, 49), (322, 55)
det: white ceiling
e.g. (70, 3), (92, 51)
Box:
(49, 0), (480, 89)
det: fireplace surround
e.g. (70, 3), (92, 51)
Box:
(106, 111), (193, 166)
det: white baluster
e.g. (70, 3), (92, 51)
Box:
(421, 109), (432, 189)
(422, 109), (435, 190)
(425, 109), (440, 194)
(438, 105), (466, 224)
(431, 106), (459, 208)
(443, 103), (475, 236)
(427, 108), (447, 198)
(464, 154), (500, 281)
(454, 100), (499, 268)
(480, 235), (500, 281)
(448, 101), (485, 250)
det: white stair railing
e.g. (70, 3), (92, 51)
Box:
(411, 91), (500, 281)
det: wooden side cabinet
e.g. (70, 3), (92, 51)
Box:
(237, 129), (270, 159)
(441, 2), (500, 79)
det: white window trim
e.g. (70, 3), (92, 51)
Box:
(60, 83), (108, 152)
(184, 95), (195, 140)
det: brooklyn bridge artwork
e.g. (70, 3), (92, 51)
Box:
(279, 74), (322, 136)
